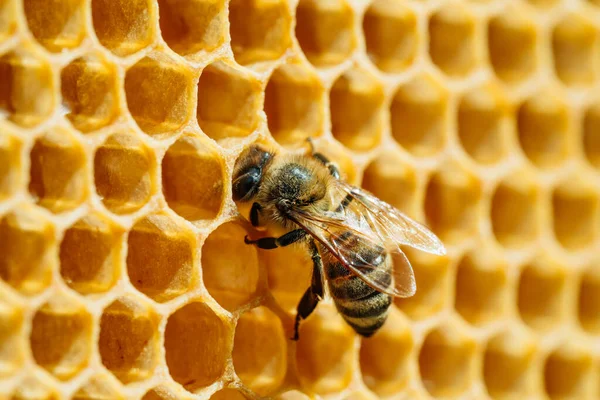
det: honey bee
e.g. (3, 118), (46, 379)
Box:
(232, 141), (446, 340)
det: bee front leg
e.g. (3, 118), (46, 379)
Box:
(244, 229), (306, 249)
(292, 240), (324, 340)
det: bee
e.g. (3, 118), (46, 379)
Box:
(232, 141), (446, 340)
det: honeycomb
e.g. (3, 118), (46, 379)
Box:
(0, 0), (599, 398)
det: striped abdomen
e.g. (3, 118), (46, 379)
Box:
(321, 232), (393, 337)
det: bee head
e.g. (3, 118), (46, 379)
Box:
(232, 145), (273, 202)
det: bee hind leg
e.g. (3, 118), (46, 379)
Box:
(293, 240), (324, 340)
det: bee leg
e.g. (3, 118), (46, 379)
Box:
(292, 240), (324, 340)
(244, 229), (306, 249)
(306, 139), (341, 179)
(250, 202), (261, 227)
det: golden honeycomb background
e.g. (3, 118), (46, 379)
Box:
(0, 0), (599, 398)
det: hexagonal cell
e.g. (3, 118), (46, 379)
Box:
(91, 0), (154, 56)
(419, 323), (477, 397)
(0, 133), (22, 201)
(455, 250), (508, 325)
(0, 207), (55, 295)
(197, 60), (262, 141)
(360, 309), (413, 396)
(0, 293), (24, 377)
(127, 214), (197, 302)
(363, 0), (418, 73)
(518, 260), (567, 331)
(233, 306), (286, 396)
(30, 294), (93, 380)
(229, 0), (292, 65)
(158, 0), (227, 57)
(0, 49), (54, 128)
(29, 129), (87, 213)
(488, 9), (538, 84)
(296, 304), (355, 394)
(0, 0), (17, 42)
(23, 0), (85, 52)
(264, 61), (324, 146)
(552, 14), (599, 87)
(390, 74), (449, 157)
(202, 222), (260, 312)
(94, 132), (155, 215)
(61, 54), (119, 133)
(99, 296), (160, 383)
(491, 171), (541, 249)
(295, 0), (356, 67)
(162, 134), (225, 222)
(517, 91), (570, 169)
(424, 162), (482, 243)
(125, 54), (194, 137)
(544, 344), (596, 399)
(457, 82), (511, 164)
(483, 329), (537, 399)
(10, 376), (60, 400)
(552, 179), (599, 251)
(362, 149), (418, 217)
(330, 67), (384, 152)
(578, 266), (600, 334)
(59, 213), (124, 294)
(583, 103), (600, 169)
(143, 385), (195, 400)
(210, 389), (249, 400)
(164, 301), (229, 391)
(72, 374), (123, 400)
(428, 5), (478, 77)
(275, 391), (311, 400)
(395, 249), (451, 319)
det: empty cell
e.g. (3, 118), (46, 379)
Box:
(197, 61), (262, 141)
(162, 134), (225, 222)
(552, 180), (599, 251)
(395, 249), (451, 319)
(517, 91), (570, 169)
(544, 345), (596, 399)
(99, 297), (160, 383)
(362, 149), (418, 216)
(583, 103), (600, 168)
(61, 54), (119, 133)
(275, 391), (311, 400)
(455, 250), (508, 325)
(30, 295), (93, 380)
(488, 10), (538, 84)
(419, 324), (477, 397)
(457, 83), (510, 164)
(125, 54), (194, 136)
(424, 163), (482, 243)
(360, 309), (413, 396)
(94, 132), (155, 214)
(23, 0), (85, 52)
(296, 304), (355, 394)
(552, 15), (599, 86)
(330, 67), (384, 152)
(143, 385), (195, 400)
(0, 207), (55, 295)
(11, 376), (60, 400)
(0, 133), (22, 201)
(233, 306), (286, 396)
(127, 214), (197, 302)
(59, 213), (124, 294)
(164, 302), (229, 390)
(295, 0), (356, 67)
(91, 0), (154, 56)
(0, 0), (17, 42)
(202, 222), (260, 312)
(211, 389), (249, 400)
(264, 61), (324, 146)
(483, 330), (537, 399)
(491, 172), (541, 249)
(158, 0), (227, 57)
(229, 0), (292, 65)
(578, 266), (600, 334)
(429, 5), (478, 77)
(0, 50), (55, 128)
(72, 374), (123, 400)
(0, 293), (24, 377)
(518, 260), (567, 331)
(363, 0), (418, 73)
(29, 129), (87, 213)
(390, 74), (448, 157)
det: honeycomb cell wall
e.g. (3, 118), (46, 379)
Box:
(0, 0), (599, 399)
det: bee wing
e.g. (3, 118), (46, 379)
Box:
(333, 181), (447, 256)
(289, 208), (417, 298)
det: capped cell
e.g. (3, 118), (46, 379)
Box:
(10, 375), (60, 400)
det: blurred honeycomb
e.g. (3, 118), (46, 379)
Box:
(0, 0), (599, 398)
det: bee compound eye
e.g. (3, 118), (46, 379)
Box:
(233, 167), (261, 201)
